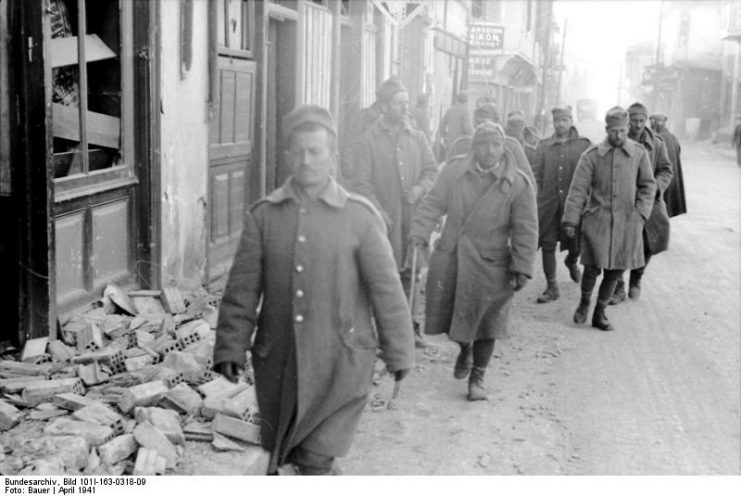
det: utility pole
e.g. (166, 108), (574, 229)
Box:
(555, 18), (567, 106)
(652, 0), (664, 109)
(537, 2), (553, 133)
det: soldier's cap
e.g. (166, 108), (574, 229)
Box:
(474, 103), (500, 123)
(627, 102), (649, 118)
(650, 112), (668, 121)
(283, 104), (337, 144)
(507, 109), (525, 119)
(605, 106), (629, 129)
(376, 76), (408, 103)
(505, 114), (526, 134)
(551, 106), (573, 120)
(473, 121), (505, 143)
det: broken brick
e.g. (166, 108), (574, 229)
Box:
(22, 378), (85, 404)
(133, 407), (184, 444)
(133, 447), (167, 475)
(212, 413), (262, 445)
(47, 340), (77, 362)
(161, 287), (187, 314)
(132, 421), (177, 468)
(72, 403), (125, 435)
(0, 398), (21, 430)
(44, 418), (114, 446)
(118, 380), (169, 413)
(98, 434), (138, 466)
(161, 383), (203, 415)
(21, 337), (49, 362)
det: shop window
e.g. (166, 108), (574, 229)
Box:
(471, 0), (484, 20)
(217, 0), (255, 56)
(50, 0), (134, 191)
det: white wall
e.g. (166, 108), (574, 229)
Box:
(159, 0), (210, 288)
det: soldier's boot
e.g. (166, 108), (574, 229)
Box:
(413, 322), (428, 349)
(608, 279), (626, 305)
(565, 258), (582, 283)
(536, 279), (560, 303)
(573, 292), (591, 324)
(591, 302), (614, 331)
(453, 342), (473, 379)
(467, 367), (488, 401)
(628, 272), (642, 299)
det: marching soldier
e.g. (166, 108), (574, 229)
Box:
(532, 106), (592, 303)
(562, 107), (656, 331)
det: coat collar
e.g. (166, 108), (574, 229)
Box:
(371, 114), (414, 136)
(456, 150), (516, 185)
(549, 126), (580, 143)
(631, 126), (659, 150)
(596, 137), (638, 158)
(265, 177), (348, 209)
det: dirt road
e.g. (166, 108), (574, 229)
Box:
(343, 140), (740, 475)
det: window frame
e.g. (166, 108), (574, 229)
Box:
(217, 0), (255, 59)
(52, 0), (136, 202)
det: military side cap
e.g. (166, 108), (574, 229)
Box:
(473, 121), (505, 143)
(551, 106), (572, 120)
(650, 112), (668, 121)
(507, 109), (525, 119)
(283, 104), (337, 144)
(474, 103), (500, 123)
(376, 76), (408, 103)
(605, 106), (629, 128)
(505, 114), (526, 135)
(627, 102), (648, 117)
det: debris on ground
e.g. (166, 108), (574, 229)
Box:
(0, 284), (265, 475)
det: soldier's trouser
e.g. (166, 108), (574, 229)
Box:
(289, 445), (336, 475)
(629, 233), (652, 285)
(472, 339), (495, 369)
(582, 265), (623, 304)
(541, 239), (579, 281)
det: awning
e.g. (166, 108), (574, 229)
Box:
(499, 54), (540, 87)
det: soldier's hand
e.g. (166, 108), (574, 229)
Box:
(393, 369), (410, 382)
(510, 272), (529, 292)
(214, 362), (243, 383)
(408, 235), (427, 249)
(406, 185), (424, 205)
(563, 224), (576, 238)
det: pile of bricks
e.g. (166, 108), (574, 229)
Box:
(0, 285), (263, 476)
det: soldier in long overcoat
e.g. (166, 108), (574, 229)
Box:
(214, 105), (414, 475)
(610, 102), (674, 303)
(562, 107), (656, 331)
(410, 122), (538, 401)
(650, 112), (687, 217)
(531, 106), (592, 303)
(352, 77), (439, 347)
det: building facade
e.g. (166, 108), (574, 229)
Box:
(0, 0), (477, 343)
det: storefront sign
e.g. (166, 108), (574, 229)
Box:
(468, 54), (496, 81)
(468, 23), (504, 51)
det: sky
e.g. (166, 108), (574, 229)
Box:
(553, 0), (662, 113)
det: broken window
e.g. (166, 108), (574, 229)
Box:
(50, 0), (126, 180)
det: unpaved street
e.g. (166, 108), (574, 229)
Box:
(343, 140), (740, 475)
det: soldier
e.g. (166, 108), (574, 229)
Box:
(352, 77), (439, 348)
(562, 107), (656, 331)
(610, 102), (673, 303)
(447, 103), (536, 186)
(532, 106), (592, 303)
(213, 105), (414, 475)
(733, 116), (741, 166)
(650, 112), (687, 217)
(438, 91), (474, 159)
(505, 112), (539, 166)
(411, 93), (432, 145)
(410, 121), (538, 400)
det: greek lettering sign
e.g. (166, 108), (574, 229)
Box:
(468, 55), (496, 81)
(468, 23), (504, 51)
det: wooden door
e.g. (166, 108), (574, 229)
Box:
(207, 0), (257, 283)
(208, 57), (256, 281)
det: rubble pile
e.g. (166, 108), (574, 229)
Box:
(0, 285), (263, 476)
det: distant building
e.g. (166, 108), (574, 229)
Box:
(720, 0), (741, 138)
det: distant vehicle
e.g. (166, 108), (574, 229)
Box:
(576, 99), (598, 122)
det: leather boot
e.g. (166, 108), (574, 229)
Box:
(453, 343), (473, 379)
(565, 259), (582, 283)
(536, 280), (560, 303)
(628, 273), (642, 299)
(608, 279), (626, 305)
(467, 366), (488, 401)
(592, 302), (613, 331)
(573, 292), (590, 324)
